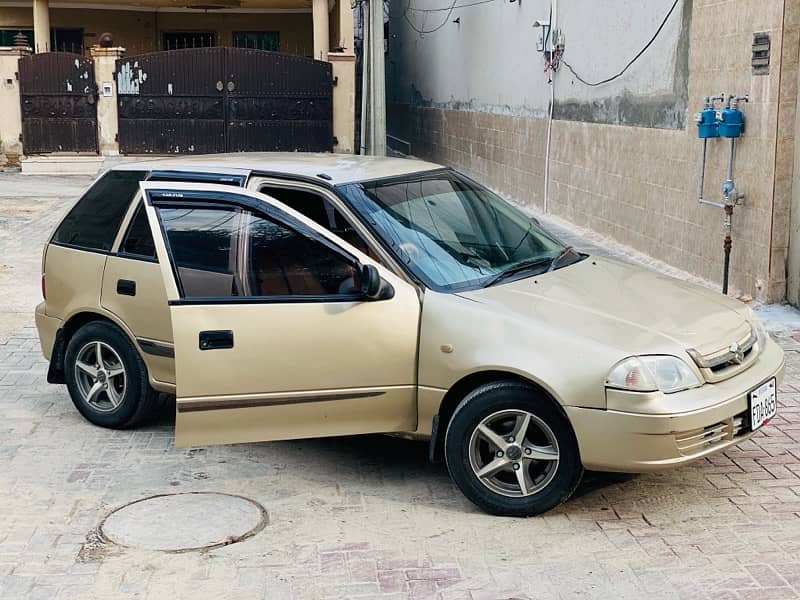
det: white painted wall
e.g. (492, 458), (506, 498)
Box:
(388, 0), (685, 115)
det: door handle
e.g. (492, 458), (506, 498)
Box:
(116, 279), (136, 296)
(199, 330), (234, 350)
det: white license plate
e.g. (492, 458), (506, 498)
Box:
(749, 378), (777, 431)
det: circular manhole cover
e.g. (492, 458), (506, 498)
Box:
(100, 492), (267, 552)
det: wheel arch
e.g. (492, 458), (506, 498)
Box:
(429, 370), (572, 464)
(47, 309), (143, 384)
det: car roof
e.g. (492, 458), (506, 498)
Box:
(112, 152), (444, 186)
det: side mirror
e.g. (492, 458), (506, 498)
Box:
(359, 264), (394, 300)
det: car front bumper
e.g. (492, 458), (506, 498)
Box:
(566, 337), (785, 472)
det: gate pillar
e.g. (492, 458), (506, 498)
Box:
(312, 0), (330, 61)
(329, 52), (355, 154)
(0, 46), (31, 166)
(91, 45), (124, 156)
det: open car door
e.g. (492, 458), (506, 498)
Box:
(139, 181), (421, 447)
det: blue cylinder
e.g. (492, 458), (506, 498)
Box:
(719, 107), (744, 138)
(697, 107), (719, 138)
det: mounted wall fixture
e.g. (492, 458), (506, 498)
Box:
(696, 93), (750, 295)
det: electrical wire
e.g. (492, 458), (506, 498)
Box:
(561, 0), (680, 87)
(403, 0), (459, 35)
(407, 0), (497, 13)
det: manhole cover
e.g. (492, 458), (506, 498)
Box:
(100, 492), (267, 552)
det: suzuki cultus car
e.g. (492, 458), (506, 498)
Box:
(35, 154), (784, 516)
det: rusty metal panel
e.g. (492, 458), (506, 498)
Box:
(18, 52), (98, 154)
(117, 48), (226, 154)
(225, 49), (333, 152)
(117, 48), (333, 155)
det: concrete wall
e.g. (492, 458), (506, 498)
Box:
(389, 0), (689, 129)
(0, 7), (314, 56)
(0, 47), (28, 166)
(388, 0), (794, 303)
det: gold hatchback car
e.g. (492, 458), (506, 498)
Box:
(36, 154), (784, 516)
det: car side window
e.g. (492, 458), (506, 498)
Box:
(52, 170), (146, 251)
(157, 204), (360, 299)
(259, 185), (381, 264)
(120, 202), (156, 259)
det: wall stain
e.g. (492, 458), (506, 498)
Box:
(553, 0), (692, 130)
(397, 1), (692, 132)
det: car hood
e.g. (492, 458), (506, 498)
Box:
(459, 257), (751, 356)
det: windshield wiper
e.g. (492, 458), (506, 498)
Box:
(483, 246), (579, 287)
(546, 246), (577, 272)
(483, 256), (554, 287)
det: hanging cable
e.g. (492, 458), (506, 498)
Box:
(561, 0), (680, 87)
(407, 0), (497, 13)
(403, 0), (459, 35)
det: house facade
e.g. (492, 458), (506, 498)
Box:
(387, 0), (800, 306)
(0, 0), (356, 163)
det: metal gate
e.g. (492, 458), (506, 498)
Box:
(116, 48), (333, 154)
(18, 52), (98, 154)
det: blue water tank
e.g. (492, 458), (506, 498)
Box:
(719, 107), (744, 138)
(697, 107), (719, 138)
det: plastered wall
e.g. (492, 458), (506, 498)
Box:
(389, 0), (794, 302)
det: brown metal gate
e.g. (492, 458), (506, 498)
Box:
(116, 48), (333, 154)
(18, 52), (99, 154)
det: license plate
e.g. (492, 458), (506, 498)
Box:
(749, 378), (777, 431)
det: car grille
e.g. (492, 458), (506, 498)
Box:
(687, 327), (758, 384)
(674, 411), (747, 455)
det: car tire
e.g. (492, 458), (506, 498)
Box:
(64, 321), (160, 429)
(444, 380), (583, 517)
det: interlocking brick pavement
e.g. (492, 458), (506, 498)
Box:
(0, 173), (799, 599)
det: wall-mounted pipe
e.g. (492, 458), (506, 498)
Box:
(696, 93), (749, 295)
(696, 94), (724, 208)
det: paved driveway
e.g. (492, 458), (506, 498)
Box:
(1, 173), (799, 599)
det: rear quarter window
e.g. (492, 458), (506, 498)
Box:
(52, 170), (146, 252)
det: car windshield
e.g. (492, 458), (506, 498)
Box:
(337, 170), (571, 291)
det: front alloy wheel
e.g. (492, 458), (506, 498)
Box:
(445, 380), (583, 516)
(468, 409), (560, 498)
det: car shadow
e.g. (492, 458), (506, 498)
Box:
(150, 396), (638, 511)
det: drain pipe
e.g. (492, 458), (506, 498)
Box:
(542, 0), (558, 214)
(543, 78), (554, 213)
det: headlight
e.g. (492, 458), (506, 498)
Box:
(606, 355), (702, 394)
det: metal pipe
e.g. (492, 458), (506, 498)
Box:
(722, 205), (733, 295)
(697, 137), (725, 207)
(722, 236), (731, 294)
(696, 94), (725, 208)
(698, 137), (707, 201)
(727, 137), (735, 182)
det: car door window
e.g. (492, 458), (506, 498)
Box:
(157, 204), (360, 299)
(120, 202), (157, 259)
(259, 185), (381, 263)
(160, 207), (243, 298)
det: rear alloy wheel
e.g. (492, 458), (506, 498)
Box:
(73, 341), (127, 413)
(445, 381), (583, 516)
(64, 321), (160, 429)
